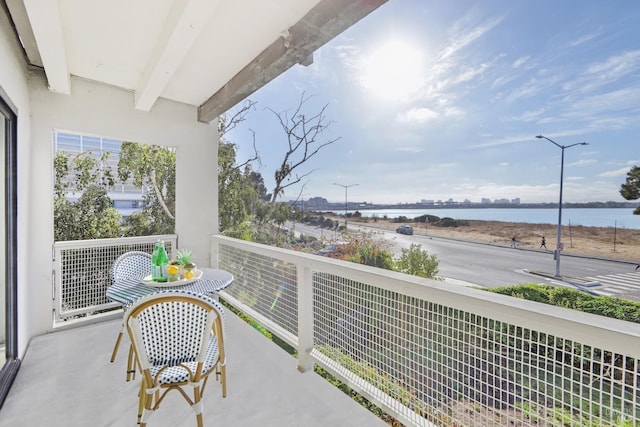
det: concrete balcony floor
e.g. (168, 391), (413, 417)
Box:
(0, 311), (387, 427)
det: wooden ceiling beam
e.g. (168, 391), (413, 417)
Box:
(197, 0), (387, 123)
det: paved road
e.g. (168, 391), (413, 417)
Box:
(291, 222), (640, 302)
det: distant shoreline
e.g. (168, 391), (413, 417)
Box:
(353, 202), (636, 210)
(315, 206), (640, 230)
(307, 201), (637, 212)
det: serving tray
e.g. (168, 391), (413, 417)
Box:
(141, 269), (203, 287)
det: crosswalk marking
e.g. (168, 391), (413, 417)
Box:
(526, 270), (640, 301)
(584, 272), (640, 300)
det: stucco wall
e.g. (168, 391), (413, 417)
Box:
(6, 5), (220, 360)
(28, 74), (219, 336)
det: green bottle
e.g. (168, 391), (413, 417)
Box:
(151, 241), (162, 281)
(156, 240), (169, 282)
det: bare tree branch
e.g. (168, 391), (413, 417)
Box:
(268, 92), (341, 203)
(219, 99), (257, 137)
(233, 129), (260, 172)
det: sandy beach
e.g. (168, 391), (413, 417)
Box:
(340, 216), (640, 264)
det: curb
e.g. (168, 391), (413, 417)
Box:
(523, 269), (602, 295)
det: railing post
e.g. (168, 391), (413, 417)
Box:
(297, 265), (314, 372)
(209, 236), (220, 269)
(52, 244), (62, 322)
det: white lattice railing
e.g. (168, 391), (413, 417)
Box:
(212, 235), (640, 427)
(52, 235), (177, 322)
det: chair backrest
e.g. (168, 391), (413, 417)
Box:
(125, 290), (225, 370)
(111, 251), (152, 283)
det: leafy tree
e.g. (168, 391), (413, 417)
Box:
(217, 100), (266, 235)
(53, 151), (122, 241)
(620, 165), (640, 214)
(394, 243), (441, 279)
(71, 186), (122, 239)
(247, 169), (269, 201)
(118, 142), (176, 236)
(218, 139), (265, 233)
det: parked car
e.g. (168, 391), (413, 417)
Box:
(316, 241), (348, 256)
(395, 225), (414, 235)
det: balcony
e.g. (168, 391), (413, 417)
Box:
(1, 235), (639, 426)
(0, 310), (384, 426)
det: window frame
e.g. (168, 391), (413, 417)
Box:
(0, 89), (19, 409)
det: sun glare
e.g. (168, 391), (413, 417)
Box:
(360, 40), (424, 101)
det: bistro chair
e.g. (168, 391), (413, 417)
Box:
(109, 251), (152, 379)
(125, 290), (227, 427)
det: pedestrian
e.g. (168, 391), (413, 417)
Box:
(511, 236), (516, 248)
(540, 236), (547, 249)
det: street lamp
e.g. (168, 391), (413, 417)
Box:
(536, 135), (588, 277)
(333, 183), (358, 230)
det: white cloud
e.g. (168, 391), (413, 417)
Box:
(598, 167), (632, 177)
(394, 146), (424, 153)
(469, 134), (533, 148)
(566, 87), (640, 117)
(397, 107), (438, 123)
(444, 106), (464, 117)
(513, 109), (545, 122)
(439, 14), (504, 61)
(503, 76), (559, 103)
(566, 30), (602, 47)
(567, 159), (596, 167)
(512, 56), (530, 68)
(563, 50), (640, 93)
(585, 50), (640, 80)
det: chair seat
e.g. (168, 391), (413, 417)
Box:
(150, 335), (220, 385)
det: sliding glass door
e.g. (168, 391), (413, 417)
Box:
(0, 91), (18, 408)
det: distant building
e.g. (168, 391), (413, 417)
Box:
(481, 198), (492, 204)
(511, 198), (521, 204)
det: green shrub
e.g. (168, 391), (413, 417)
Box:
(488, 283), (640, 323)
(394, 243), (440, 279)
(433, 217), (460, 227)
(489, 284), (553, 303)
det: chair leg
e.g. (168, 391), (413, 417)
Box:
(127, 345), (136, 381)
(220, 365), (227, 398)
(194, 386), (203, 427)
(110, 332), (123, 363)
(138, 378), (146, 427)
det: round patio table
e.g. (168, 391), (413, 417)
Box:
(106, 267), (234, 306)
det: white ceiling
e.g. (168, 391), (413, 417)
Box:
(4, 0), (386, 122)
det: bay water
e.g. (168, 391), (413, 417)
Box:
(341, 208), (640, 230)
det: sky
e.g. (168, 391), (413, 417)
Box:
(225, 0), (639, 205)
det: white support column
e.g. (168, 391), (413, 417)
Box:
(296, 265), (314, 372)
